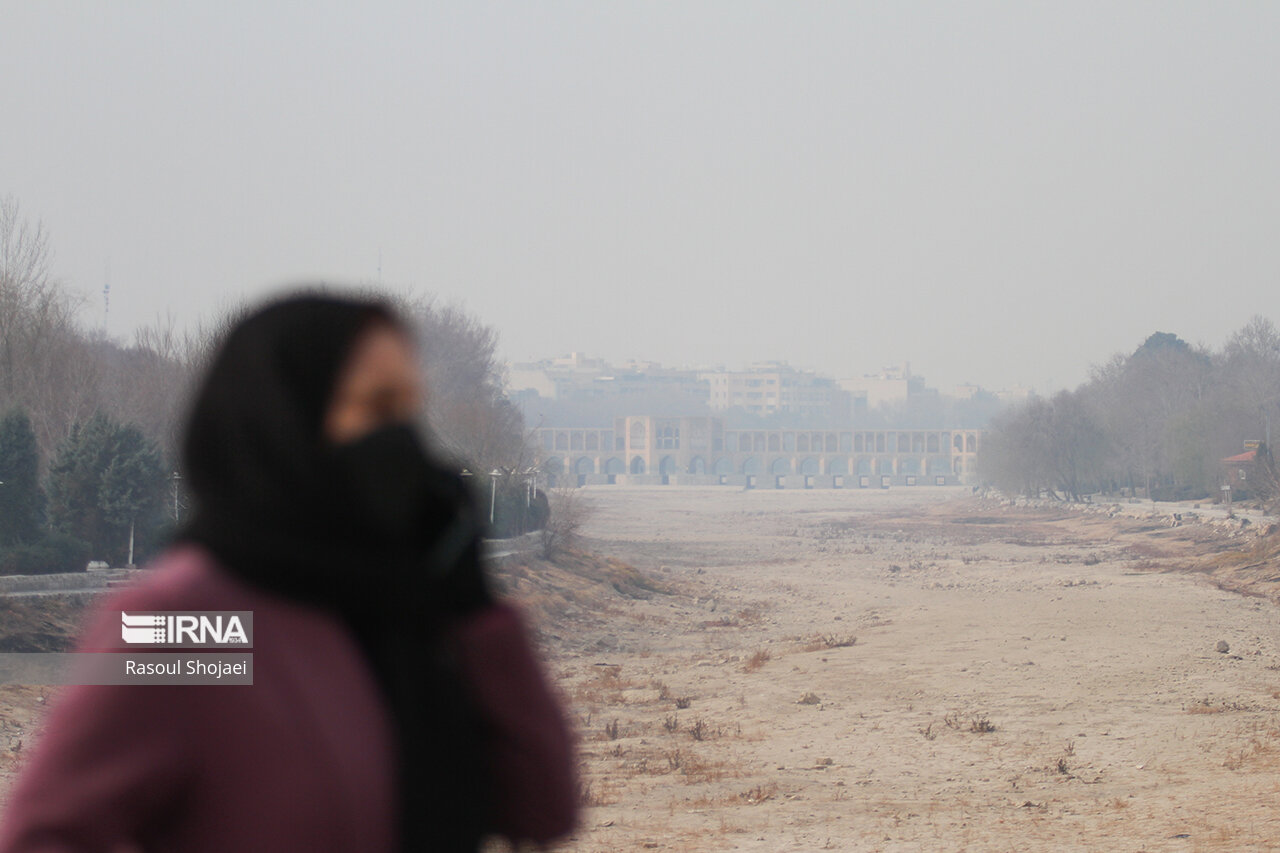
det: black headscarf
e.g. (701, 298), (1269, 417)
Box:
(180, 292), (493, 851)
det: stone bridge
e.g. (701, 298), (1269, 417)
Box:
(536, 416), (981, 489)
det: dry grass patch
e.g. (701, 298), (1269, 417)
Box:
(801, 633), (858, 652)
(944, 712), (997, 733)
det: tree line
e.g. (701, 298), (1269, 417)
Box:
(979, 322), (1280, 506)
(0, 195), (533, 573)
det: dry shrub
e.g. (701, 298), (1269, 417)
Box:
(944, 712), (996, 732)
(1187, 699), (1224, 714)
(802, 634), (857, 652)
(743, 649), (771, 672)
(678, 752), (729, 784)
(690, 718), (708, 741)
(739, 782), (777, 805)
(540, 484), (591, 561)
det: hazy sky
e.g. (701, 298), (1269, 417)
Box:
(3, 2), (1277, 394)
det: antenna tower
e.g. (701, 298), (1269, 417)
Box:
(102, 263), (111, 332)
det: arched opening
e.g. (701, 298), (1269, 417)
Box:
(688, 456), (706, 475)
(767, 434), (781, 452)
(575, 457), (594, 475)
(800, 457), (819, 475)
(771, 458), (790, 476)
(713, 457), (733, 475)
(796, 433), (809, 452)
(604, 457), (625, 475)
(742, 456), (760, 475)
(585, 433), (599, 451)
(629, 456), (646, 475)
(570, 433), (583, 451)
(827, 457), (848, 475)
(966, 434), (977, 453)
(660, 456), (678, 476)
(555, 433), (568, 451)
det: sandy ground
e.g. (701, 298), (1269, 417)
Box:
(542, 486), (1280, 853)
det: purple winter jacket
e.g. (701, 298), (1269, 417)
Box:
(0, 545), (576, 852)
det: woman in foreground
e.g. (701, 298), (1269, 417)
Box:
(0, 292), (576, 851)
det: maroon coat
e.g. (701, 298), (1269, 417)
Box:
(0, 546), (576, 852)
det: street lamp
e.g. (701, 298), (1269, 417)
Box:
(489, 469), (503, 525)
(168, 472), (183, 522)
(524, 467), (539, 507)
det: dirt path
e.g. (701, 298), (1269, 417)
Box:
(547, 487), (1280, 852)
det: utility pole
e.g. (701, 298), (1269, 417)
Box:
(169, 471), (183, 522)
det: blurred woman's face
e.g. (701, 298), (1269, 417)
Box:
(323, 323), (424, 445)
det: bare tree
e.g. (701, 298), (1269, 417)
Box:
(540, 482), (591, 561)
(370, 290), (531, 474)
(0, 196), (99, 459)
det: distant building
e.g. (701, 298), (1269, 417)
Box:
(837, 363), (926, 410)
(1221, 447), (1259, 499)
(700, 362), (847, 420)
(995, 386), (1033, 405)
(535, 415), (983, 488)
(506, 353), (708, 405)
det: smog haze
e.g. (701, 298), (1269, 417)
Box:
(3, 2), (1277, 392)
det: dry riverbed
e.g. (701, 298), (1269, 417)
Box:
(537, 487), (1280, 852)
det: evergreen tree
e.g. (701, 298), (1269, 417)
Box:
(48, 414), (164, 564)
(0, 409), (46, 545)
